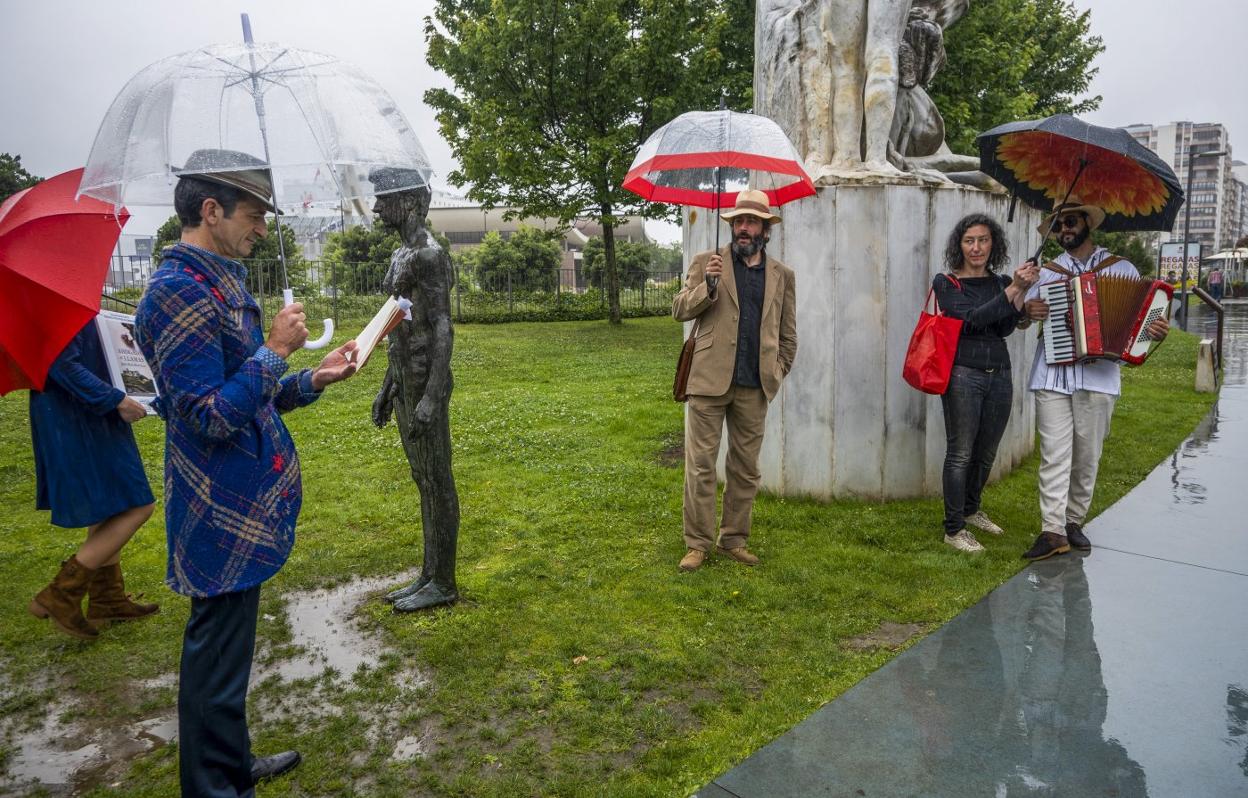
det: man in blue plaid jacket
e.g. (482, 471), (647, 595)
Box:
(136, 149), (358, 797)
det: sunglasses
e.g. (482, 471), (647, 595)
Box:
(1050, 214), (1085, 232)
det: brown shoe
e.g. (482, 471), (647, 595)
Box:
(716, 546), (760, 566)
(28, 557), (99, 640)
(679, 549), (706, 571)
(1022, 532), (1071, 562)
(86, 563), (159, 623)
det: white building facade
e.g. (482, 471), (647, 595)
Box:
(1125, 121), (1246, 253)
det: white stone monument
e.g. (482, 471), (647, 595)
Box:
(681, 0), (1043, 500)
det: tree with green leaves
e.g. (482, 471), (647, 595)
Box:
(246, 219), (309, 293)
(322, 222), (402, 294)
(581, 237), (680, 288)
(424, 0), (741, 324)
(582, 237), (647, 289)
(154, 215), (182, 255)
(1092, 231), (1156, 276)
(929, 0), (1104, 153)
(1, 153), (41, 203)
(462, 227), (561, 292)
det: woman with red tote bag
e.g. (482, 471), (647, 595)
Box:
(929, 214), (1038, 553)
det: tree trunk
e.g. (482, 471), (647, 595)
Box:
(602, 207), (622, 325)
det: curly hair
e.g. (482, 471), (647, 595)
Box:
(942, 213), (1009, 274)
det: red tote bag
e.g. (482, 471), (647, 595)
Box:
(902, 275), (962, 395)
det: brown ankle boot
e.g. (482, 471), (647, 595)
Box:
(86, 563), (159, 623)
(28, 557), (99, 640)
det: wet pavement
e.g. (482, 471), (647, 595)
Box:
(697, 300), (1248, 798)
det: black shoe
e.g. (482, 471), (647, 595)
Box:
(1065, 522), (1092, 551)
(251, 750), (302, 784)
(1022, 532), (1071, 562)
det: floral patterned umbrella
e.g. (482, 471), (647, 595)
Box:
(976, 114), (1184, 233)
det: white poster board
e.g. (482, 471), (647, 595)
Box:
(94, 310), (159, 415)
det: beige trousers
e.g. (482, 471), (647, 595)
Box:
(683, 386), (769, 551)
(1035, 389), (1117, 534)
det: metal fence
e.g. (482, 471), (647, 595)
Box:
(103, 256), (682, 325)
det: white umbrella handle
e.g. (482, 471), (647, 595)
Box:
(282, 288), (335, 350)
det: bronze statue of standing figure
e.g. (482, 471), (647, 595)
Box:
(369, 169), (461, 612)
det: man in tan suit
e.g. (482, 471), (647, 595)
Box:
(672, 190), (798, 571)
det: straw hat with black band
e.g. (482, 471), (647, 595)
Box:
(175, 148), (282, 214)
(1038, 199), (1105, 239)
(720, 189), (782, 225)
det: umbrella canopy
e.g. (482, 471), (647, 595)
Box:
(623, 110), (815, 209)
(79, 40), (433, 214)
(0, 168), (129, 395)
(1205, 249), (1247, 262)
(976, 114), (1184, 232)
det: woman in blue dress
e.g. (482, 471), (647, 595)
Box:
(27, 319), (159, 639)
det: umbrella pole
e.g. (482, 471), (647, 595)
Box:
(1027, 158), (1089, 265)
(709, 165), (720, 290)
(241, 14), (291, 293)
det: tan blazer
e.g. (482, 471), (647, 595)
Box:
(672, 246), (797, 401)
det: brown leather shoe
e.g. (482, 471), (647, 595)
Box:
(716, 546), (760, 566)
(679, 549), (706, 571)
(86, 563), (159, 623)
(28, 557), (99, 640)
(1022, 532), (1071, 562)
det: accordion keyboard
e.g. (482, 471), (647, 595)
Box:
(1040, 282), (1075, 365)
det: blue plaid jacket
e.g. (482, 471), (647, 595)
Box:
(135, 244), (320, 597)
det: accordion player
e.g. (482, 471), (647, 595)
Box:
(1040, 272), (1173, 366)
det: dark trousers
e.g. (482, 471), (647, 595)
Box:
(179, 586), (260, 798)
(940, 365), (1013, 536)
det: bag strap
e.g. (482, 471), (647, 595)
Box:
(1088, 254), (1123, 274)
(926, 273), (962, 314)
(1044, 254), (1124, 278)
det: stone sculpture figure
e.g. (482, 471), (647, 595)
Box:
(369, 170), (461, 612)
(756, 0), (976, 181)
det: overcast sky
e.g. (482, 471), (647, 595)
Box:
(2, 0), (1245, 237)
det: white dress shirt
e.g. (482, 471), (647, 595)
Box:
(1026, 247), (1141, 396)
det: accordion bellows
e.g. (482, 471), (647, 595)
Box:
(1041, 274), (1173, 366)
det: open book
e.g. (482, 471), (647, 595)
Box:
(350, 296), (412, 367)
(94, 310), (159, 416)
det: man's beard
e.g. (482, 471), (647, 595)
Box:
(731, 232), (767, 258)
(1059, 226), (1090, 251)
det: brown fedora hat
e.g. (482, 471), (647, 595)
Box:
(1038, 199), (1105, 239)
(720, 189), (781, 224)
(175, 149), (281, 214)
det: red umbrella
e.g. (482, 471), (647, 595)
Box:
(0, 168), (129, 395)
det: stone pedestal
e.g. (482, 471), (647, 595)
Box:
(683, 183), (1044, 501)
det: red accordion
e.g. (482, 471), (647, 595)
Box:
(1040, 273), (1173, 366)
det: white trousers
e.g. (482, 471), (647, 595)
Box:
(1034, 389), (1117, 534)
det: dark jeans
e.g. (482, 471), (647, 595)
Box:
(179, 586), (261, 798)
(940, 365), (1013, 536)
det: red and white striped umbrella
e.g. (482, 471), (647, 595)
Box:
(622, 110), (814, 209)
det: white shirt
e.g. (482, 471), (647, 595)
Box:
(1026, 246), (1141, 396)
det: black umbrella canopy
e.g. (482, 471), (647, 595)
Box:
(977, 114), (1184, 233)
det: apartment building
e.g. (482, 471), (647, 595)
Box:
(1125, 121), (1247, 253)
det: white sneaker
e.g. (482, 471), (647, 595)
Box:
(944, 529), (985, 553)
(965, 511), (1004, 536)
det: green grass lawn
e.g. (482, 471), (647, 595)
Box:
(0, 318), (1215, 797)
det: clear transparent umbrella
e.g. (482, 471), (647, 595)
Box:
(79, 41), (432, 213)
(79, 23), (432, 347)
(622, 110), (814, 210)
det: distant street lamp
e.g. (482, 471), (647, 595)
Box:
(1179, 147), (1228, 329)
